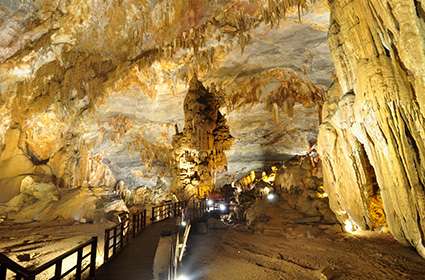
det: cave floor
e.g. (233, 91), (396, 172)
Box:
(0, 219), (113, 270)
(96, 217), (177, 280)
(181, 206), (425, 280)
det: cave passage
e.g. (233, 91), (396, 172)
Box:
(1, 0), (425, 279)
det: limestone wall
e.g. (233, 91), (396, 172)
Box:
(319, 0), (425, 257)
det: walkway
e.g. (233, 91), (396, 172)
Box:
(96, 218), (177, 280)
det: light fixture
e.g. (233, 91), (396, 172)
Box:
(267, 193), (276, 201)
(219, 203), (227, 211)
(180, 220), (187, 227)
(207, 199), (214, 206)
(177, 274), (190, 280)
(344, 219), (359, 233)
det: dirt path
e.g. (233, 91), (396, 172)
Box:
(181, 205), (425, 280)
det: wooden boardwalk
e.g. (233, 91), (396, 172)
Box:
(96, 218), (177, 280)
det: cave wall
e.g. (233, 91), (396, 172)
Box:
(319, 0), (425, 257)
(0, 52), (117, 203)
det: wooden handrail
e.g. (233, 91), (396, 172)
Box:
(0, 236), (97, 280)
(132, 209), (147, 238)
(103, 208), (150, 263)
(33, 237), (96, 274)
(1, 200), (191, 280)
(151, 201), (186, 223)
(0, 254), (32, 279)
(168, 199), (206, 280)
(104, 219), (130, 263)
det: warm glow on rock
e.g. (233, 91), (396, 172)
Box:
(344, 219), (359, 233)
(1, 1), (425, 276)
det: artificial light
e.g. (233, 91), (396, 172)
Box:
(267, 193), (276, 201)
(344, 219), (359, 233)
(219, 203), (226, 211)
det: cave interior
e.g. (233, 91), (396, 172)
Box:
(0, 0), (425, 279)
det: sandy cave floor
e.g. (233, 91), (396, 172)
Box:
(181, 204), (425, 280)
(0, 203), (425, 280)
(0, 219), (113, 276)
(0, 204), (158, 279)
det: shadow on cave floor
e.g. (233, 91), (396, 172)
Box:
(180, 202), (425, 280)
(96, 218), (177, 280)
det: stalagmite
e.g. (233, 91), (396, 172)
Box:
(172, 77), (233, 197)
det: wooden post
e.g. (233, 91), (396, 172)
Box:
(112, 228), (117, 255)
(133, 214), (137, 238)
(120, 223), (124, 249)
(151, 207), (155, 222)
(126, 220), (130, 243)
(90, 236), (97, 279)
(104, 230), (110, 263)
(163, 205), (166, 219)
(143, 209), (147, 228)
(76, 248), (83, 280)
(162, 206), (164, 219)
(0, 264), (6, 280)
(54, 259), (62, 279)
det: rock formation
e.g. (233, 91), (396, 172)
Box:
(172, 77), (233, 197)
(319, 0), (425, 257)
(1, 0), (425, 260)
(235, 153), (336, 224)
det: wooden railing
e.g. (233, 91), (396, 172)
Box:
(151, 201), (186, 223)
(168, 233), (178, 280)
(132, 209), (147, 238)
(0, 236), (97, 280)
(103, 208), (148, 262)
(168, 199), (207, 280)
(191, 200), (207, 221)
(103, 218), (131, 263)
(0, 200), (187, 280)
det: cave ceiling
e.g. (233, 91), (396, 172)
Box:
(0, 0), (333, 193)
